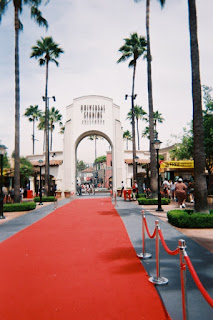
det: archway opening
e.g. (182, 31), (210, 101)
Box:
(75, 131), (113, 195)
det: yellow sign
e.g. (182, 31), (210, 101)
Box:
(160, 160), (194, 169)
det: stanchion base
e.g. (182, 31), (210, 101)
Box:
(38, 203), (43, 205)
(156, 208), (164, 212)
(149, 276), (168, 285)
(137, 252), (152, 259)
(0, 215), (5, 219)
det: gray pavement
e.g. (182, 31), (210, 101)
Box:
(0, 195), (212, 319)
(115, 197), (213, 320)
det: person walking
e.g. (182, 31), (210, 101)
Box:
(121, 181), (124, 197)
(132, 180), (138, 201)
(175, 178), (187, 208)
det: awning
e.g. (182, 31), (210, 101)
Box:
(124, 159), (150, 165)
(30, 160), (63, 167)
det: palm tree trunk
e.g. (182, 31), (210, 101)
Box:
(146, 0), (157, 197)
(45, 59), (49, 196)
(33, 118), (35, 154)
(126, 139), (128, 150)
(50, 127), (53, 151)
(188, 0), (208, 212)
(14, 6), (20, 203)
(137, 118), (140, 150)
(132, 63), (137, 182)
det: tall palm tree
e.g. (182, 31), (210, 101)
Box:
(117, 33), (147, 181)
(49, 107), (62, 151)
(37, 112), (46, 151)
(30, 37), (64, 195)
(188, 0), (208, 212)
(0, 0), (48, 202)
(123, 130), (132, 150)
(134, 0), (165, 197)
(142, 110), (164, 139)
(24, 105), (42, 154)
(88, 135), (103, 165)
(127, 105), (147, 150)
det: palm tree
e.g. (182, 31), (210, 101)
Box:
(30, 37), (64, 195)
(59, 122), (65, 135)
(24, 105), (42, 154)
(88, 135), (103, 165)
(127, 105), (147, 150)
(0, 0), (48, 202)
(134, 0), (165, 197)
(142, 110), (164, 139)
(123, 130), (132, 150)
(117, 33), (147, 181)
(188, 0), (208, 212)
(37, 112), (46, 151)
(49, 107), (62, 151)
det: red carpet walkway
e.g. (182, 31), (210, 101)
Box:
(0, 198), (170, 319)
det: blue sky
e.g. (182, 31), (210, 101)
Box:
(0, 0), (212, 162)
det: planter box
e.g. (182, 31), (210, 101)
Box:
(55, 191), (62, 198)
(64, 191), (71, 198)
(207, 195), (213, 204)
(117, 189), (122, 197)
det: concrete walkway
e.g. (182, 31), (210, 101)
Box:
(0, 196), (212, 319)
(114, 197), (213, 320)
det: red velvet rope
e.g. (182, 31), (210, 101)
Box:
(158, 229), (180, 256)
(184, 255), (213, 307)
(143, 217), (156, 238)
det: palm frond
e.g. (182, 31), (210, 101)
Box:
(31, 6), (48, 29)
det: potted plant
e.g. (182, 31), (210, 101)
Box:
(55, 190), (62, 198)
(64, 190), (71, 198)
(117, 187), (122, 197)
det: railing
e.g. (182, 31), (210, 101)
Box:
(137, 210), (213, 319)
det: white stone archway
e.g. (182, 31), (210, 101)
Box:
(63, 95), (124, 193)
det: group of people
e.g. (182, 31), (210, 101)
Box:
(77, 184), (96, 195)
(2, 186), (25, 203)
(162, 178), (194, 208)
(120, 180), (138, 200)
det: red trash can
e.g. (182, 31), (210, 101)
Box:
(27, 190), (33, 198)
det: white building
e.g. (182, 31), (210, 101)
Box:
(27, 95), (152, 194)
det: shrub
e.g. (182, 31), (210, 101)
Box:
(34, 196), (55, 202)
(167, 210), (213, 228)
(136, 193), (146, 198)
(3, 202), (36, 212)
(138, 198), (170, 205)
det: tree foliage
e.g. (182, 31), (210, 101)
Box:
(3, 153), (10, 168)
(170, 85), (213, 176)
(95, 156), (106, 164)
(20, 157), (34, 187)
(76, 160), (87, 171)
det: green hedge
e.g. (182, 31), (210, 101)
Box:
(136, 193), (147, 198)
(138, 198), (170, 205)
(167, 210), (213, 228)
(3, 202), (36, 212)
(34, 196), (55, 202)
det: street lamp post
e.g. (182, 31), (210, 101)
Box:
(153, 139), (163, 212)
(0, 144), (7, 219)
(42, 95), (56, 196)
(38, 159), (44, 205)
